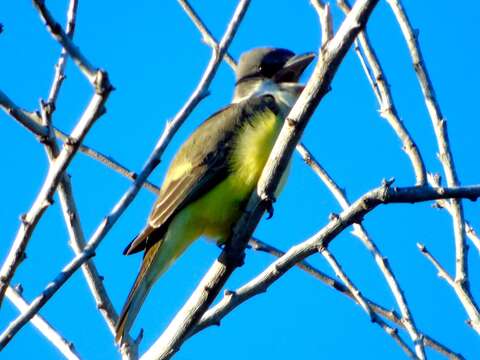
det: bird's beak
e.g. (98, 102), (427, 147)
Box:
(274, 52), (315, 83)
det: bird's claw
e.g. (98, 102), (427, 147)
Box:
(261, 193), (275, 219)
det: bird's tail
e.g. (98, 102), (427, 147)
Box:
(115, 239), (164, 344)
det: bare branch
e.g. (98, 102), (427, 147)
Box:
(46, 0), (78, 105)
(465, 222), (480, 255)
(54, 127), (161, 194)
(39, 101), (136, 357)
(247, 239), (464, 360)
(296, 143), (425, 358)
(310, 1), (333, 46)
(177, 0), (237, 70)
(417, 243), (480, 334)
(321, 247), (419, 359)
(6, 286), (81, 360)
(386, 0), (469, 298)
(429, 173), (480, 255)
(338, 0), (426, 186)
(32, 0), (97, 83)
(0, 70), (112, 307)
(189, 181), (480, 352)
(40, 0), (125, 343)
(0, 90), (47, 137)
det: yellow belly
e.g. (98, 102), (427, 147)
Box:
(187, 108), (285, 242)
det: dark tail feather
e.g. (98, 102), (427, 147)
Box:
(116, 240), (163, 343)
(123, 227), (153, 255)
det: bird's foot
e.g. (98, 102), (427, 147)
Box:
(261, 193), (276, 219)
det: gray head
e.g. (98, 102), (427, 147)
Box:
(234, 47), (315, 101)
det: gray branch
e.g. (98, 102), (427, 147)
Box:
(296, 144), (425, 359)
(386, 0), (477, 332)
(190, 182), (479, 350)
(6, 286), (80, 360)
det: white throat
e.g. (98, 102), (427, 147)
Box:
(232, 80), (300, 110)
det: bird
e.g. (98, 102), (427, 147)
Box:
(115, 47), (315, 343)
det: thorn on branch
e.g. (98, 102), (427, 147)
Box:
(14, 283), (23, 295)
(286, 117), (297, 127)
(94, 70), (114, 95)
(416, 243), (426, 253)
(224, 289), (236, 298)
(328, 212), (339, 221)
(199, 89), (211, 101)
(43, 196), (54, 208)
(19, 214), (30, 226)
(65, 136), (77, 147)
(413, 28), (420, 40)
(303, 153), (312, 166)
(67, 209), (76, 222)
(135, 328), (144, 346)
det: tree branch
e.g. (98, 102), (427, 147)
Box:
(386, 0), (470, 312)
(296, 143), (426, 358)
(338, 0), (426, 186)
(0, 70), (112, 308)
(32, 0), (97, 83)
(6, 286), (81, 360)
(189, 182), (479, 347)
(0, 90), (47, 137)
(321, 248), (419, 358)
(247, 238), (464, 360)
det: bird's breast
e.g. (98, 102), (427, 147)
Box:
(228, 109), (283, 192)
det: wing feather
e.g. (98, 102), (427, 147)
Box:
(123, 95), (279, 255)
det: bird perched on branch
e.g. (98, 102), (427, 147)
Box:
(116, 47), (315, 343)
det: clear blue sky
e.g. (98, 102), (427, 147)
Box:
(1, 1), (479, 359)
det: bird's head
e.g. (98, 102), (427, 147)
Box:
(233, 47), (315, 104)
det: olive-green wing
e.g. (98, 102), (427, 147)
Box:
(123, 94), (279, 255)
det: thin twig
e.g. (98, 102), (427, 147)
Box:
(0, 0), (113, 307)
(0, 71), (112, 308)
(385, 0), (473, 329)
(429, 173), (480, 255)
(191, 181), (479, 348)
(465, 222), (480, 255)
(177, 0), (237, 70)
(54, 127), (160, 194)
(248, 238), (464, 360)
(0, 90), (47, 137)
(417, 243), (480, 334)
(296, 143), (425, 359)
(320, 248), (418, 359)
(39, 2), (134, 355)
(0, 95), (160, 194)
(6, 286), (81, 360)
(33, 0), (97, 83)
(338, 0), (426, 186)
(310, 1), (333, 46)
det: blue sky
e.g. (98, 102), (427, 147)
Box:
(0, 0), (479, 359)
